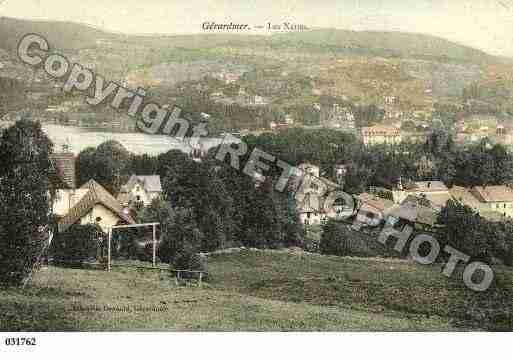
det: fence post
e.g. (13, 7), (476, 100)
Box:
(152, 224), (156, 267)
(199, 272), (203, 288)
(107, 228), (112, 272)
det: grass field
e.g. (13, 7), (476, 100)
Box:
(1, 249), (512, 331)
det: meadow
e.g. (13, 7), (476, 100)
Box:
(1, 249), (511, 331)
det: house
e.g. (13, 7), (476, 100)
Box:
(449, 186), (501, 221)
(297, 191), (325, 226)
(293, 163), (349, 225)
(293, 164), (323, 225)
(449, 186), (483, 213)
(269, 121), (290, 132)
(361, 125), (401, 146)
(57, 179), (135, 233)
(470, 186), (513, 218)
(333, 164), (348, 188)
(296, 190), (351, 226)
(355, 193), (395, 227)
(117, 175), (163, 207)
(385, 201), (439, 231)
(52, 187), (90, 217)
(392, 180), (451, 210)
(449, 185), (513, 221)
(325, 104), (356, 131)
(249, 95), (268, 106)
(384, 96), (397, 105)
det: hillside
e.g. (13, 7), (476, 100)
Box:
(1, 17), (510, 125)
(0, 17), (119, 51)
(0, 17), (499, 65)
(271, 29), (497, 64)
(1, 250), (512, 331)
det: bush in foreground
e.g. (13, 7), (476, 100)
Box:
(50, 224), (102, 264)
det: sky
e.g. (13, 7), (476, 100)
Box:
(2, 0), (513, 57)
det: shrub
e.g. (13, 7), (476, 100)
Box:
(319, 220), (349, 256)
(50, 224), (102, 263)
(136, 242), (155, 262)
(172, 245), (206, 272)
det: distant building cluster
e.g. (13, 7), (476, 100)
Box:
(455, 115), (513, 146)
(209, 88), (269, 107)
(291, 158), (513, 230)
(322, 103), (356, 131)
(361, 179), (513, 227)
(211, 70), (244, 84)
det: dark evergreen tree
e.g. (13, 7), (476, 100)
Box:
(0, 119), (53, 286)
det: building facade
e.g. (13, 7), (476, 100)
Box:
(361, 125), (401, 146)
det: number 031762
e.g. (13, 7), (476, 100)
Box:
(4, 337), (37, 346)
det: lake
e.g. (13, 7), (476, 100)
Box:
(42, 124), (228, 155)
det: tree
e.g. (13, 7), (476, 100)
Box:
(172, 244), (206, 271)
(157, 207), (204, 264)
(129, 154), (159, 175)
(160, 153), (238, 251)
(76, 146), (96, 187)
(439, 200), (492, 262)
(319, 219), (349, 256)
(490, 144), (513, 185)
(0, 119), (53, 286)
(75, 140), (131, 194)
(415, 155), (435, 180)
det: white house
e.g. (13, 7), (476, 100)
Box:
(470, 185), (513, 218)
(117, 175), (163, 207)
(293, 163), (349, 226)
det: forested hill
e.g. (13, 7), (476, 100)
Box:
(270, 29), (497, 64)
(0, 17), (500, 65)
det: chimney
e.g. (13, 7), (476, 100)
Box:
(397, 176), (403, 191)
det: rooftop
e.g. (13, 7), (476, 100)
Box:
(120, 175), (163, 193)
(358, 193), (395, 213)
(450, 186), (482, 209)
(58, 179), (135, 233)
(405, 181), (449, 193)
(361, 125), (400, 136)
(387, 202), (438, 227)
(472, 185), (513, 203)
